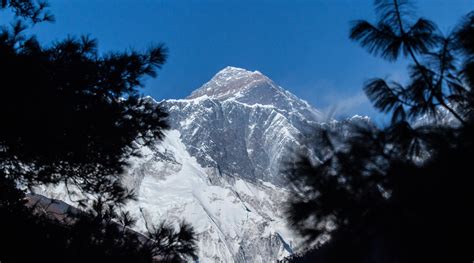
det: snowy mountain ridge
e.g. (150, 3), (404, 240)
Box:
(188, 66), (268, 100)
(186, 66), (324, 124)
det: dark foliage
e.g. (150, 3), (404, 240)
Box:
(350, 0), (468, 124)
(0, 3), (197, 262)
(0, 20), (169, 203)
(143, 218), (198, 262)
(1, 0), (54, 23)
(284, 1), (473, 262)
(0, 191), (198, 262)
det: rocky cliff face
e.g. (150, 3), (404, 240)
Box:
(163, 66), (324, 186)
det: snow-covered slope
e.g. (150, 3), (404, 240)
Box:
(124, 130), (294, 262)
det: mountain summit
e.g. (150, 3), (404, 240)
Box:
(188, 66), (323, 122)
(187, 66), (271, 100)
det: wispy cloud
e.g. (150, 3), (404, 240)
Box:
(294, 78), (385, 121)
(321, 91), (394, 125)
(321, 91), (375, 119)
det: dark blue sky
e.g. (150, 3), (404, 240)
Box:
(1, 0), (472, 121)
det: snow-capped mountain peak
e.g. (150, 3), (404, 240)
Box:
(187, 66), (273, 101)
(187, 66), (324, 123)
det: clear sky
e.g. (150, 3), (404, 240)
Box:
(1, 0), (472, 121)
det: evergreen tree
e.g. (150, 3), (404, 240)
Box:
(284, 1), (473, 262)
(1, 0), (54, 23)
(1, 2), (197, 262)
